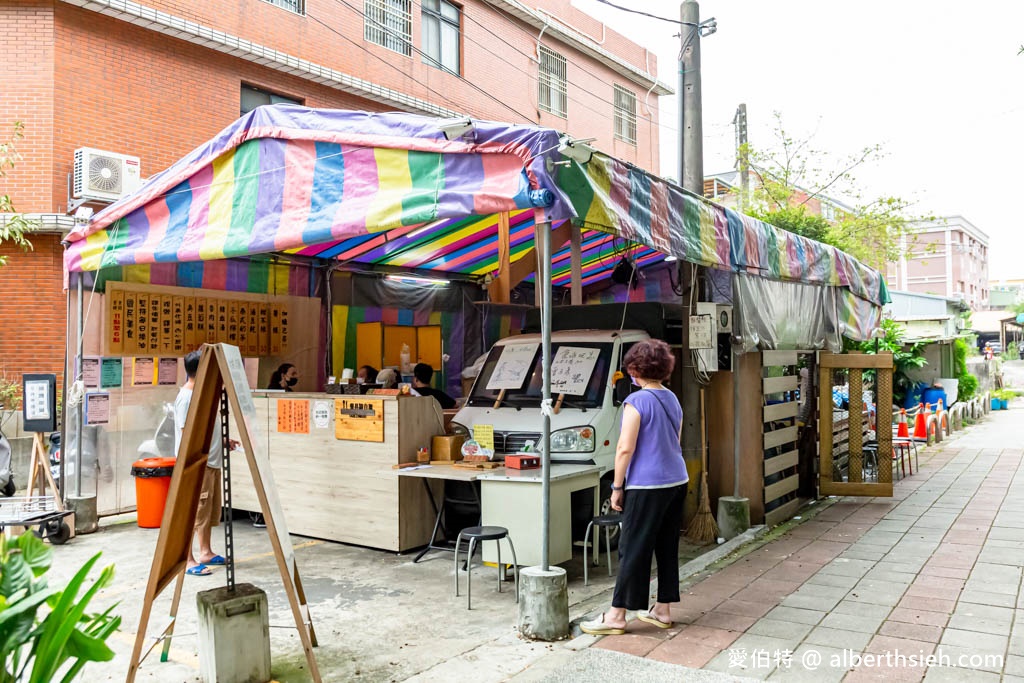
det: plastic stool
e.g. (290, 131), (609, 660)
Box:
(583, 513), (623, 586)
(454, 526), (519, 610)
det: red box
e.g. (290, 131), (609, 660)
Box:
(505, 454), (540, 470)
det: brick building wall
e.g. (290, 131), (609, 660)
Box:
(1, 0), (663, 383)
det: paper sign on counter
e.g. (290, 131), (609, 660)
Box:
(312, 400), (332, 429)
(473, 424), (494, 452)
(276, 399), (310, 434)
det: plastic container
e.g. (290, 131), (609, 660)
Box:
(131, 457), (176, 528)
(1001, 399), (1009, 410)
(991, 398), (1001, 411)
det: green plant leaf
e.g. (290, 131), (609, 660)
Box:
(28, 553), (101, 683)
(0, 554), (31, 599)
(16, 532), (52, 578)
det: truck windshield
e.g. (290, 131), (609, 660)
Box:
(467, 342), (613, 409)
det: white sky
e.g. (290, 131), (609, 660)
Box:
(572, 0), (1024, 280)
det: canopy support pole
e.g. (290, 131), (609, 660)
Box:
(75, 274), (84, 498)
(539, 220), (552, 571)
(569, 224), (582, 306)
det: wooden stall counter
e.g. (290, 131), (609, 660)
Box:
(231, 392), (445, 552)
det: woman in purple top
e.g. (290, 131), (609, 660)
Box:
(581, 339), (689, 636)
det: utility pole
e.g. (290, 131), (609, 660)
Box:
(678, 0), (704, 515)
(734, 103), (749, 210)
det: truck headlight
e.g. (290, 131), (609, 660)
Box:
(449, 421), (470, 437)
(550, 427), (595, 453)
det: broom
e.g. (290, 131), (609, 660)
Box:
(686, 388), (719, 544)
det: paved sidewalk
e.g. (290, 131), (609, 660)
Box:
(593, 400), (1024, 681)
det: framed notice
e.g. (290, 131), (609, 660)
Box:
(485, 343), (538, 390)
(84, 392), (111, 426)
(81, 357), (101, 389)
(157, 358), (179, 386)
(550, 346), (601, 396)
(23, 374), (56, 433)
(100, 358), (123, 389)
(276, 399), (310, 434)
(132, 357), (156, 386)
(334, 398), (384, 442)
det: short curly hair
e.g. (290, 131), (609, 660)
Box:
(623, 339), (675, 381)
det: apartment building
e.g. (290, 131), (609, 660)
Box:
(0, 0), (669, 385)
(886, 217), (990, 311)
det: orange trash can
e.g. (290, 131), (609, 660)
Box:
(131, 457), (177, 528)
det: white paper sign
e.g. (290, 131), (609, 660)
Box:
(689, 314), (713, 350)
(313, 400), (332, 429)
(24, 380), (50, 421)
(81, 357), (101, 389)
(85, 392), (110, 426)
(486, 343), (539, 390)
(550, 347), (601, 396)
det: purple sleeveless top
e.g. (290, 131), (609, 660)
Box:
(622, 389), (689, 490)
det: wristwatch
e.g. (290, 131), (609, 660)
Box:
(610, 482), (624, 491)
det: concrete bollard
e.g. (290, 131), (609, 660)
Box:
(197, 584), (271, 683)
(717, 496), (750, 540)
(517, 566), (569, 641)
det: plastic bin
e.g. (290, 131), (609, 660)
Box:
(131, 457), (176, 528)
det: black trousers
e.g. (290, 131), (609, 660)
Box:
(611, 484), (686, 611)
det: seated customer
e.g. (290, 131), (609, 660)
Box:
(376, 368), (399, 389)
(412, 363), (455, 409)
(357, 365), (378, 384)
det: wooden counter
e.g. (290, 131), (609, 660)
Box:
(230, 392), (443, 552)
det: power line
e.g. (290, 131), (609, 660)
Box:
(592, 0), (685, 25)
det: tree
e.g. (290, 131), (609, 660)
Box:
(0, 121), (35, 267)
(740, 112), (928, 270)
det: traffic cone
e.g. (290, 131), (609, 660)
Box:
(937, 399), (948, 431)
(912, 404), (928, 440)
(897, 409), (910, 438)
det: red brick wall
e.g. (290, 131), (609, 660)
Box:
(0, 234), (68, 389)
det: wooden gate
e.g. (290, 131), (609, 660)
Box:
(818, 352), (894, 497)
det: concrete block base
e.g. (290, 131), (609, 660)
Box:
(717, 496), (750, 540)
(517, 566), (569, 641)
(197, 583), (271, 683)
(67, 495), (97, 535)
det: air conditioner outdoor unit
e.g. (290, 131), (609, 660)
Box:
(73, 148), (141, 202)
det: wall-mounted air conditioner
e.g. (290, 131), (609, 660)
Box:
(73, 147), (142, 202)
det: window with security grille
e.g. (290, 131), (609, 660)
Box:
(538, 46), (567, 118)
(261, 0), (303, 14)
(365, 0), (412, 56)
(241, 85), (302, 116)
(613, 85), (637, 145)
(422, 0), (461, 75)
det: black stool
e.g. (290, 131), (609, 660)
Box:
(583, 513), (623, 585)
(454, 526), (519, 609)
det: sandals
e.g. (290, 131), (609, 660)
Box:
(203, 555), (226, 566)
(637, 606), (673, 629)
(186, 564), (212, 576)
(579, 614), (626, 636)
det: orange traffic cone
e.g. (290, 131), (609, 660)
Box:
(937, 399), (948, 431)
(912, 404), (928, 440)
(897, 408), (910, 438)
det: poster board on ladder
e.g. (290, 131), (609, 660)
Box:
(126, 343), (321, 682)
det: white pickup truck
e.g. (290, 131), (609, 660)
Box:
(452, 324), (671, 536)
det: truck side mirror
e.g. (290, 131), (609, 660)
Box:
(613, 377), (633, 406)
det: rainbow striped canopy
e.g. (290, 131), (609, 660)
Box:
(64, 106), (889, 309)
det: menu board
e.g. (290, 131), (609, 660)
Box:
(334, 398), (384, 442)
(106, 284), (293, 357)
(276, 399), (310, 434)
(486, 343), (538, 390)
(550, 346), (601, 396)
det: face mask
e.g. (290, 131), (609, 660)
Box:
(287, 377), (298, 387)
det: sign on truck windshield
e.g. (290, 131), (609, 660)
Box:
(469, 342), (613, 408)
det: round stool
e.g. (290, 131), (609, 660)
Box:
(454, 526), (519, 610)
(583, 513), (623, 586)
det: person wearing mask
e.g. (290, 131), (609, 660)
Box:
(411, 363), (455, 409)
(376, 368), (399, 389)
(580, 339), (688, 635)
(268, 363), (299, 391)
(175, 350), (236, 576)
(357, 365), (379, 385)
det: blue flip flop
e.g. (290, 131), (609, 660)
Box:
(204, 555), (226, 566)
(186, 564), (211, 576)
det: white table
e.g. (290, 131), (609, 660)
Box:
(396, 466), (481, 562)
(478, 464), (601, 567)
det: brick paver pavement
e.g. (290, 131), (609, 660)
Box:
(595, 401), (1024, 681)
